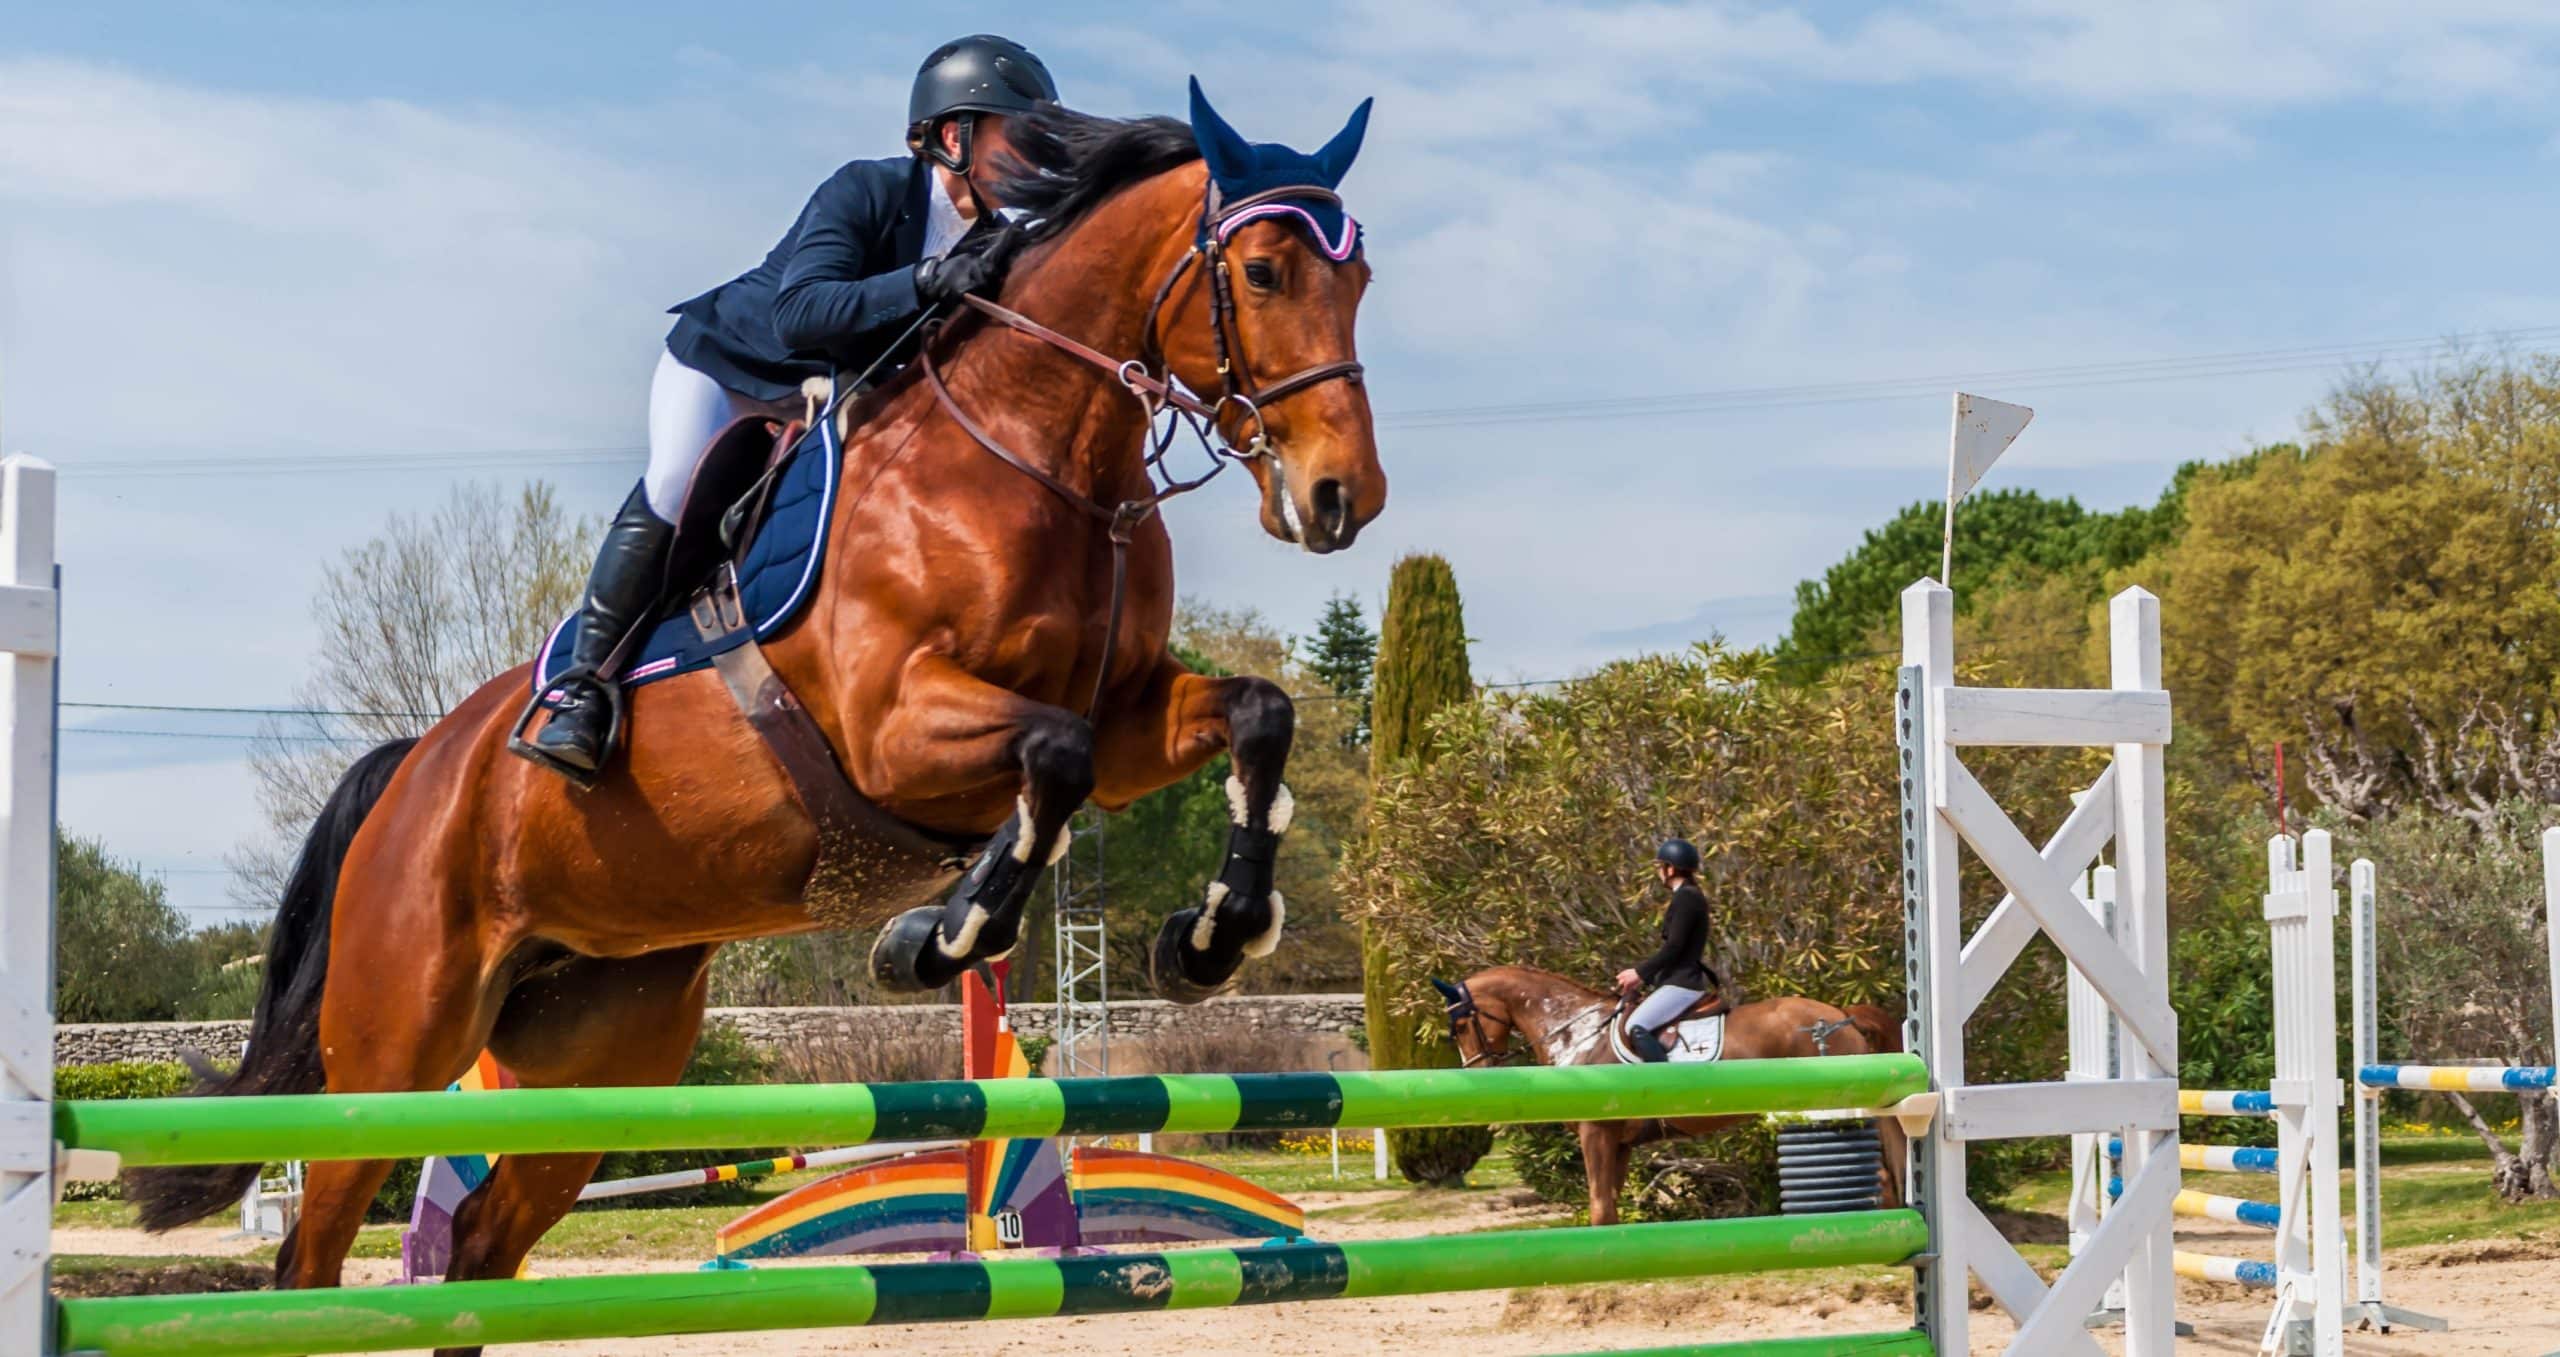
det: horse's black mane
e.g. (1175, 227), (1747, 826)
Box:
(993, 105), (1202, 238)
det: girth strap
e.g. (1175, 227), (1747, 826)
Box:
(688, 568), (975, 920)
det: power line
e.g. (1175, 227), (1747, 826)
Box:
(48, 324), (2560, 480)
(62, 728), (373, 745)
(64, 700), (431, 721)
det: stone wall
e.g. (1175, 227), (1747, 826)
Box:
(56, 994), (1370, 1069)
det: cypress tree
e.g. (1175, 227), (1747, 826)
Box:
(1361, 554), (1492, 1185)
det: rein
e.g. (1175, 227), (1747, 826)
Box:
(918, 181), (1366, 720)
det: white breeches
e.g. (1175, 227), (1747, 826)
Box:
(1630, 984), (1708, 1033)
(643, 348), (751, 521)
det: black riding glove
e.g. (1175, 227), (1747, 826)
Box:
(915, 223), (1025, 305)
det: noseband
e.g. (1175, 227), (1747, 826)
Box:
(917, 181), (1367, 719)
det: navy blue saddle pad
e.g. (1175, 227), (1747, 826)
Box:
(533, 414), (840, 694)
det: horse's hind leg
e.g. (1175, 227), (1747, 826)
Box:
(276, 910), (505, 1291)
(431, 946), (715, 1357)
(868, 657), (1095, 992)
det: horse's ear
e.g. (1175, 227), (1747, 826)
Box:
(1188, 76), (1254, 188)
(1310, 97), (1372, 189)
(1428, 977), (1463, 1007)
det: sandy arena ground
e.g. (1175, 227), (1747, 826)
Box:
(55, 1193), (2560, 1355)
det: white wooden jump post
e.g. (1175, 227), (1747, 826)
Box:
(0, 457), (57, 1353)
(2260, 831), (2346, 1356)
(1900, 578), (2178, 1356)
(2069, 831), (2348, 1356)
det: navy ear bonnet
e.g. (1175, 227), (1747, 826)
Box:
(1188, 76), (1371, 261)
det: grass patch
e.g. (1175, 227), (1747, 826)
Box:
(1990, 1123), (2560, 1259)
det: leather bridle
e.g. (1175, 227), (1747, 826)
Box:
(917, 180), (1366, 720)
(1442, 980), (1621, 1070)
(1441, 980), (1510, 1069)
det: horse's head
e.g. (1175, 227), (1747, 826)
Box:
(1170, 79), (1385, 554)
(1431, 976), (1513, 1068)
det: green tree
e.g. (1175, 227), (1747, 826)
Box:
(57, 832), (199, 1022)
(1775, 490), (2091, 673)
(2135, 357), (2560, 824)
(1369, 557), (1472, 769)
(1776, 487), (2187, 680)
(179, 919), (271, 1020)
(1359, 554), (1492, 1185)
(1300, 593), (1378, 748)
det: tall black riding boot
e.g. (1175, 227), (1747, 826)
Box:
(1628, 1025), (1671, 1063)
(527, 484), (676, 777)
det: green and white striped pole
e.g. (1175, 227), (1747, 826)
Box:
(59, 1057), (1927, 1175)
(56, 1213), (1927, 1357)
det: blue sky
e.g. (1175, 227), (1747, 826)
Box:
(9, 2), (2560, 922)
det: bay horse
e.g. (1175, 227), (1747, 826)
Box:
(128, 95), (1384, 1351)
(1435, 966), (1906, 1225)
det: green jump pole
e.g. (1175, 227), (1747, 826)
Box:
(55, 1212), (1927, 1357)
(1542, 1334), (1935, 1357)
(57, 1055), (1926, 1171)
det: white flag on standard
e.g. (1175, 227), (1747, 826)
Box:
(1941, 392), (2033, 583)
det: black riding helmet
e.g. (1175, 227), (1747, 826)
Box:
(907, 34), (1059, 173)
(1655, 837), (1702, 874)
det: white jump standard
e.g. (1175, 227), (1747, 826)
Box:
(2071, 831), (2348, 1357)
(2344, 835), (2560, 1335)
(1899, 578), (2181, 1356)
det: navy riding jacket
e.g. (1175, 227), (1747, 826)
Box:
(666, 156), (934, 404)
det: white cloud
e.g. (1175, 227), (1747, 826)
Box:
(0, 56), (794, 457)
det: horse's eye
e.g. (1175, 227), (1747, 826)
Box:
(1242, 260), (1278, 291)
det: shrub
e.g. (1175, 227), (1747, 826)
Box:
(1129, 1026), (1322, 1149)
(57, 1061), (193, 1101)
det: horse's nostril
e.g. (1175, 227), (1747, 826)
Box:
(1312, 478), (1349, 539)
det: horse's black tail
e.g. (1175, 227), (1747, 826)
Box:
(126, 737), (418, 1232)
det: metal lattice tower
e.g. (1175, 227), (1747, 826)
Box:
(1051, 810), (1110, 1078)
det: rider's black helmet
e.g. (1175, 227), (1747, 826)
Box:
(908, 35), (1058, 169)
(1655, 837), (1702, 873)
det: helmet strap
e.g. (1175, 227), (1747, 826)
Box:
(919, 112), (976, 175)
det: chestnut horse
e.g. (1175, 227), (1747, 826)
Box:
(128, 100), (1383, 1350)
(1437, 966), (1905, 1225)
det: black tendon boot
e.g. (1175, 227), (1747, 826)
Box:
(524, 485), (677, 779)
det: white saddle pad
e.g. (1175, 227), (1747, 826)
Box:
(1610, 1012), (1725, 1064)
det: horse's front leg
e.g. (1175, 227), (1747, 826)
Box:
(866, 657), (1094, 993)
(1092, 658), (1295, 1004)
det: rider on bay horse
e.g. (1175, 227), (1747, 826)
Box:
(524, 33), (1061, 776)
(1615, 837), (1724, 1061)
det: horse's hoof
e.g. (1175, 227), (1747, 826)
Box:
(1148, 910), (1236, 1005)
(869, 906), (956, 993)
